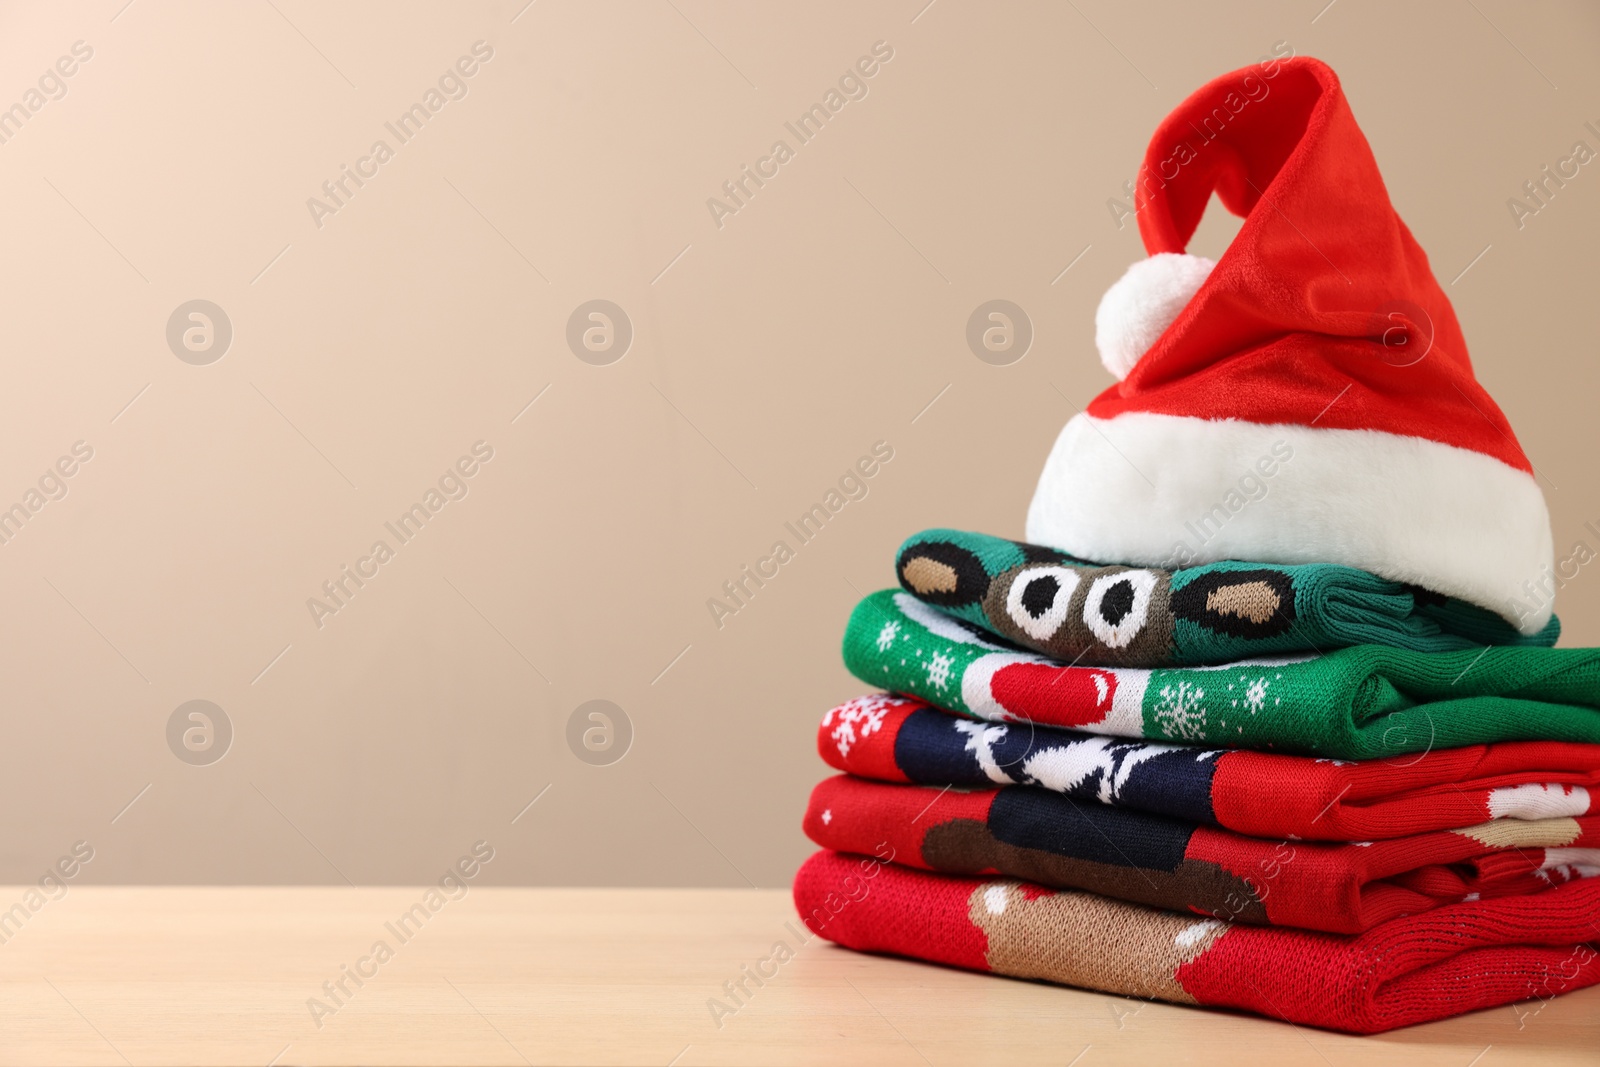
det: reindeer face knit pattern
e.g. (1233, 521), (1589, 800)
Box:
(803, 775), (1600, 934)
(816, 694), (1600, 840)
(843, 590), (1600, 758)
(794, 850), (1600, 1033)
(895, 528), (1560, 667)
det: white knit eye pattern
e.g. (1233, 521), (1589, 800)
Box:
(1094, 252), (1215, 379)
(1004, 565), (1082, 642)
(1082, 570), (1159, 648)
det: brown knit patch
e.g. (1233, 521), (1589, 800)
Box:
(923, 818), (1266, 923)
(1169, 570), (1297, 639)
(1205, 581), (1281, 625)
(902, 556), (960, 596)
(1453, 816), (1582, 849)
(969, 881), (1228, 1003)
(982, 564), (1175, 666)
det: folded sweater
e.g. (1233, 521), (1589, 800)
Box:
(817, 693), (1600, 839)
(803, 774), (1600, 933)
(843, 589), (1600, 757)
(794, 849), (1600, 1033)
(896, 528), (1560, 667)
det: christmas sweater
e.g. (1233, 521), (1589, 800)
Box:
(802, 774), (1600, 934)
(895, 528), (1560, 667)
(842, 589), (1600, 758)
(793, 849), (1600, 1033)
(816, 693), (1600, 840)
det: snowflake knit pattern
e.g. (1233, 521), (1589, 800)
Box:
(842, 589), (1600, 758)
(793, 850), (1600, 1034)
(815, 693), (1600, 840)
(804, 774), (1600, 934)
(896, 528), (1560, 667)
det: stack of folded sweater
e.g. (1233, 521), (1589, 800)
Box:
(795, 531), (1600, 1031)
(793, 57), (1600, 1033)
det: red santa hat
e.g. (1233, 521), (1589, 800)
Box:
(1027, 56), (1553, 633)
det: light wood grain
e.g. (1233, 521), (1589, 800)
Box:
(0, 887), (1593, 1065)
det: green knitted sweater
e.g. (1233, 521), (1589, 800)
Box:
(843, 589), (1600, 758)
(894, 528), (1559, 666)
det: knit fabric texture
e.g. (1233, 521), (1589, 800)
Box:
(803, 775), (1600, 934)
(843, 589), (1600, 757)
(896, 528), (1560, 666)
(794, 849), (1600, 1033)
(817, 693), (1600, 839)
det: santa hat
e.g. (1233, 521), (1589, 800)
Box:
(1027, 56), (1553, 633)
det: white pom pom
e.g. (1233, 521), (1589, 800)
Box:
(1094, 253), (1215, 380)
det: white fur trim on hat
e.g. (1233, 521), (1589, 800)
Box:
(1025, 412), (1555, 634)
(1095, 254), (1215, 379)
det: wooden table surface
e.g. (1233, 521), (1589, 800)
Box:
(2, 887), (1594, 1066)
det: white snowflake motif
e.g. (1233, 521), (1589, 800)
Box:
(1153, 681), (1208, 740)
(820, 809), (833, 825)
(926, 652), (955, 691)
(1244, 676), (1271, 714)
(822, 694), (896, 758)
(876, 620), (901, 652)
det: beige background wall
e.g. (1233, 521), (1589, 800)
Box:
(1, 0), (1596, 887)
